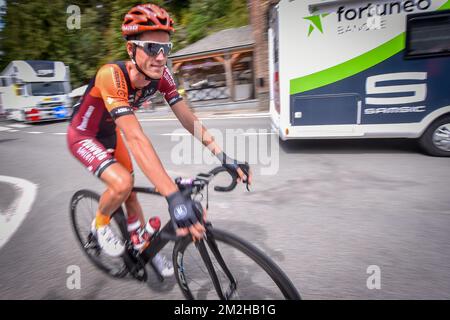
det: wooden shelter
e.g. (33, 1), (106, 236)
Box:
(170, 26), (255, 103)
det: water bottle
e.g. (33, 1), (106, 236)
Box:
(140, 216), (161, 242)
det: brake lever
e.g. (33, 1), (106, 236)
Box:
(245, 179), (250, 191)
(241, 162), (251, 192)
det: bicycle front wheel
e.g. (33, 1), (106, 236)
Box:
(173, 226), (301, 300)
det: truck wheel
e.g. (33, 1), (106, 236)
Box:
(419, 115), (450, 157)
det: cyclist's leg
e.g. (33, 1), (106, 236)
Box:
(97, 162), (133, 223)
(91, 162), (132, 256)
(125, 191), (145, 227)
(68, 130), (130, 256)
(113, 128), (145, 227)
(67, 129), (132, 225)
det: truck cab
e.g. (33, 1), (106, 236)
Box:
(0, 60), (72, 123)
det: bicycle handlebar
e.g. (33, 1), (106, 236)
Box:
(174, 165), (242, 196)
(133, 165), (247, 198)
(208, 166), (238, 192)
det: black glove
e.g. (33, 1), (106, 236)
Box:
(166, 191), (199, 229)
(216, 151), (250, 183)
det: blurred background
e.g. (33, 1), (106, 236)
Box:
(1, 0), (450, 300)
(0, 0), (249, 87)
(0, 0), (275, 111)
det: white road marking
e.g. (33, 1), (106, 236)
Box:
(160, 133), (191, 136)
(7, 124), (30, 128)
(0, 176), (38, 249)
(242, 132), (276, 136)
(161, 131), (275, 137)
(52, 132), (67, 135)
(207, 112), (270, 117)
(0, 126), (12, 132)
(139, 118), (177, 122)
(7, 129), (19, 132)
(199, 115), (270, 121)
(27, 131), (43, 134)
(140, 113), (270, 122)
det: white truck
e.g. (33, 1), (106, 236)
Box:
(268, 0), (450, 156)
(0, 60), (72, 122)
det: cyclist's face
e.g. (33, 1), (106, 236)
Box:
(129, 31), (170, 79)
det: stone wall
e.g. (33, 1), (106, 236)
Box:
(248, 0), (279, 109)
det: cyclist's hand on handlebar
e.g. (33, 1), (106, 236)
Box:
(237, 165), (252, 185)
(175, 222), (205, 241)
(167, 191), (205, 241)
(216, 151), (252, 187)
(176, 204), (207, 241)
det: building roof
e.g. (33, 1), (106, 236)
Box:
(170, 25), (254, 59)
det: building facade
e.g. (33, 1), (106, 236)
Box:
(169, 0), (279, 109)
(248, 0), (280, 108)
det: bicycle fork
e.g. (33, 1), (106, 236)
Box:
(196, 224), (237, 300)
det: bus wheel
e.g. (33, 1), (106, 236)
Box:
(419, 115), (450, 157)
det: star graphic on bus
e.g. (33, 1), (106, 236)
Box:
(304, 13), (329, 36)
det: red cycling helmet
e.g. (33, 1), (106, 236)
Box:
(122, 3), (174, 39)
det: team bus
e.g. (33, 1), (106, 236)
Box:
(0, 60), (72, 123)
(268, 0), (450, 156)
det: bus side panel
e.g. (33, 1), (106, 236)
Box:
(291, 93), (360, 125)
(290, 52), (450, 126)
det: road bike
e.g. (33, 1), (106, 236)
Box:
(70, 166), (301, 300)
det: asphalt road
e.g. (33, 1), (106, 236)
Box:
(1, 114), (449, 300)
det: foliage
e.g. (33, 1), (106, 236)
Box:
(0, 0), (248, 87)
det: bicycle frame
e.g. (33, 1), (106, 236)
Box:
(71, 165), (300, 299)
(121, 177), (239, 298)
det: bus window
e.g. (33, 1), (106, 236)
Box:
(405, 10), (450, 59)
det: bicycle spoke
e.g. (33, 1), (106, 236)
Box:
(75, 212), (90, 243)
(89, 195), (94, 219)
(183, 273), (211, 291)
(81, 199), (94, 227)
(185, 247), (209, 274)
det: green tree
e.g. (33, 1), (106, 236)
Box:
(0, 0), (249, 86)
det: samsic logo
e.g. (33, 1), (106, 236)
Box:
(337, 0), (431, 22)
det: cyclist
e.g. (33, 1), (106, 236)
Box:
(67, 3), (251, 277)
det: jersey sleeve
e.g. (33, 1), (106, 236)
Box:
(158, 66), (183, 107)
(95, 64), (134, 120)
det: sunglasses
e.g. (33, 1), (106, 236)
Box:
(130, 40), (173, 57)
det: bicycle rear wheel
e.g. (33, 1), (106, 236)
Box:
(173, 226), (301, 300)
(70, 189), (128, 278)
